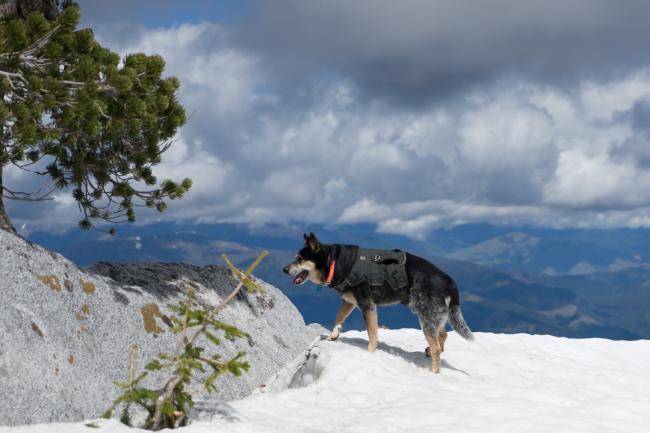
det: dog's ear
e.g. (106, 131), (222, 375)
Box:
(303, 233), (309, 244)
(307, 232), (320, 251)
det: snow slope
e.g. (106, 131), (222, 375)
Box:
(7, 329), (650, 433)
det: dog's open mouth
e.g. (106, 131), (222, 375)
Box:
(293, 270), (309, 285)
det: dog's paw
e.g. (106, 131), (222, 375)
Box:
(327, 325), (342, 341)
(424, 346), (431, 358)
(368, 341), (378, 352)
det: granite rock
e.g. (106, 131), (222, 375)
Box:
(0, 228), (325, 426)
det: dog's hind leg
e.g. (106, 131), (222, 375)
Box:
(423, 328), (442, 373)
(362, 304), (379, 352)
(438, 326), (448, 353)
(419, 318), (443, 373)
(328, 299), (355, 341)
(424, 326), (448, 356)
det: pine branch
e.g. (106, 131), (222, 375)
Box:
(104, 252), (267, 430)
(149, 251), (267, 430)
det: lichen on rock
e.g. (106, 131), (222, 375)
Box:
(37, 275), (62, 292)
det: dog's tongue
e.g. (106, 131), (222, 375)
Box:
(293, 270), (309, 285)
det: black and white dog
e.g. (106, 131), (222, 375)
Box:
(283, 233), (473, 373)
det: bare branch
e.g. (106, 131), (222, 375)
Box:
(2, 185), (56, 201)
(22, 24), (61, 57)
(0, 24), (61, 65)
(0, 70), (28, 84)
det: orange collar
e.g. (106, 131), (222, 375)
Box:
(325, 259), (336, 285)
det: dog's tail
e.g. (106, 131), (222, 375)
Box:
(449, 303), (474, 341)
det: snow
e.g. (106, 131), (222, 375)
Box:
(6, 329), (650, 433)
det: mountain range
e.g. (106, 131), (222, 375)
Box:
(24, 222), (650, 340)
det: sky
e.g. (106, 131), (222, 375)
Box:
(6, 0), (650, 238)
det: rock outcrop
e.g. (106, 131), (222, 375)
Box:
(0, 228), (324, 426)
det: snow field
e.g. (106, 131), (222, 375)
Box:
(6, 329), (650, 433)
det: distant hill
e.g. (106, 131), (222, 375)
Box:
(446, 231), (643, 275)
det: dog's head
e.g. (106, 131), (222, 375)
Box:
(283, 232), (329, 285)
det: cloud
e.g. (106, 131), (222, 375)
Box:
(77, 0), (244, 29)
(239, 0), (650, 105)
(544, 149), (650, 210)
(6, 6), (650, 238)
(339, 198), (392, 224)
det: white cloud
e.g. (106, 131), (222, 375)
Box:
(580, 72), (650, 122)
(339, 198), (392, 223)
(377, 215), (441, 240)
(544, 150), (650, 209)
(458, 96), (555, 170)
(6, 21), (650, 239)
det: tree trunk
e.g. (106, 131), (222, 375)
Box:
(1, 0), (59, 234)
(0, 166), (17, 234)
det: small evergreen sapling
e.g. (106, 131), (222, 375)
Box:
(103, 250), (269, 430)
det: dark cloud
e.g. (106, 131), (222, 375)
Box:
(76, 0), (246, 28)
(237, 0), (650, 105)
(611, 97), (650, 168)
(630, 97), (650, 131)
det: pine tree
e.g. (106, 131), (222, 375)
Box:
(0, 2), (190, 233)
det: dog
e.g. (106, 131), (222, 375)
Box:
(283, 232), (474, 373)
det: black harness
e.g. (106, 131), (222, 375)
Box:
(332, 248), (409, 293)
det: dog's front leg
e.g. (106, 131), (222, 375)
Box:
(362, 304), (378, 352)
(328, 299), (355, 341)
